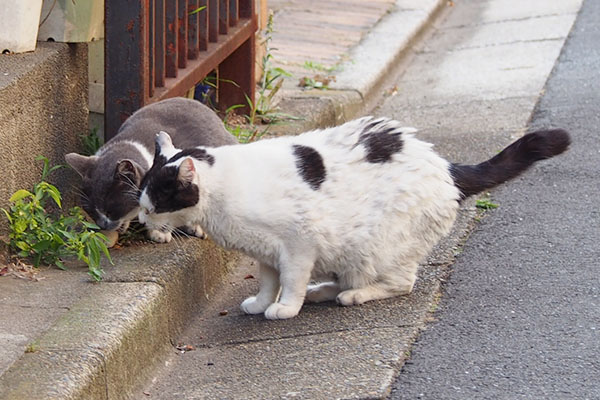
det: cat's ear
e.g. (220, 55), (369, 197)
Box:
(115, 159), (143, 185)
(178, 158), (196, 185)
(65, 153), (98, 179)
(156, 131), (175, 154)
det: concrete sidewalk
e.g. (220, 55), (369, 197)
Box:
(269, 0), (445, 134)
(0, 1), (446, 399)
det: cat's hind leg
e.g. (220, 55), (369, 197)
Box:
(241, 263), (280, 314)
(178, 224), (207, 239)
(336, 264), (418, 306)
(305, 282), (341, 303)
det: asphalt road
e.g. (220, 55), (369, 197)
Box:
(390, 0), (600, 398)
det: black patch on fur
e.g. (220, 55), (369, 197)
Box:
(140, 152), (168, 193)
(293, 145), (326, 190)
(139, 146), (206, 213)
(144, 165), (199, 213)
(358, 122), (404, 163)
(169, 148), (215, 166)
(451, 129), (571, 200)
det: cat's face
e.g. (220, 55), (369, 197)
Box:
(65, 154), (144, 231)
(138, 132), (201, 231)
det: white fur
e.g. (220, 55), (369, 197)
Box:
(139, 118), (461, 319)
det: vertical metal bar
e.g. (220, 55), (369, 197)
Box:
(187, 0), (199, 59)
(165, 1), (178, 77)
(198, 0), (208, 51)
(105, 0), (149, 140)
(239, 0), (252, 18)
(178, 0), (188, 68)
(229, 0), (238, 27)
(208, 0), (219, 42)
(148, 0), (155, 97)
(155, 0), (166, 87)
(219, 0), (229, 34)
(218, 33), (255, 115)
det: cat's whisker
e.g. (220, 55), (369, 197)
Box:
(123, 189), (141, 200)
(172, 227), (192, 239)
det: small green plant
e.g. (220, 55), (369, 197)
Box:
(223, 104), (263, 144)
(475, 196), (499, 210)
(188, 5), (207, 15)
(25, 340), (40, 353)
(1, 156), (112, 281)
(248, 11), (292, 125)
(302, 60), (336, 73)
(222, 12), (299, 142)
(80, 127), (103, 156)
(298, 75), (333, 90)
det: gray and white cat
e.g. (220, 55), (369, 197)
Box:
(66, 97), (237, 242)
(138, 117), (570, 319)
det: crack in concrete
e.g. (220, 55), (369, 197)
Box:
(192, 324), (418, 350)
(2, 304), (71, 311)
(444, 12), (578, 30)
(393, 94), (535, 109)
(416, 37), (565, 54)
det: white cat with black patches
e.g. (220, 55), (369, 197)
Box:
(65, 97), (237, 243)
(138, 117), (570, 319)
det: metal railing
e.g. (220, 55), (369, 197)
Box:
(105, 0), (256, 140)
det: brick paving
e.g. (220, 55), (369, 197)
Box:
(268, 0), (396, 78)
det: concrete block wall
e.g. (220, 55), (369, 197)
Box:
(0, 42), (89, 235)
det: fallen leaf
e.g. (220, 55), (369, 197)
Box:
(175, 343), (196, 353)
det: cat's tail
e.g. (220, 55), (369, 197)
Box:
(450, 129), (571, 200)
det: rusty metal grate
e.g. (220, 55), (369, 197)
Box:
(105, 0), (256, 140)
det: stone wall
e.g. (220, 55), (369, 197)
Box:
(0, 42), (88, 235)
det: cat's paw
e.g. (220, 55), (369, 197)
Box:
(147, 229), (172, 243)
(180, 224), (207, 239)
(306, 282), (340, 303)
(117, 220), (131, 233)
(264, 303), (301, 320)
(240, 296), (270, 314)
(336, 289), (370, 306)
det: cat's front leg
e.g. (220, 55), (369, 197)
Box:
(264, 257), (313, 320)
(241, 263), (280, 314)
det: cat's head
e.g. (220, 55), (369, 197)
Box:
(138, 132), (202, 231)
(65, 152), (146, 231)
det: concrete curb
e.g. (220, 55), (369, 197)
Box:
(0, 240), (242, 400)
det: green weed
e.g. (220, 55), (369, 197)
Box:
(1, 156), (112, 281)
(302, 60), (336, 73)
(80, 127), (103, 156)
(249, 11), (292, 125)
(188, 5), (207, 15)
(223, 12), (299, 142)
(475, 197), (499, 210)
